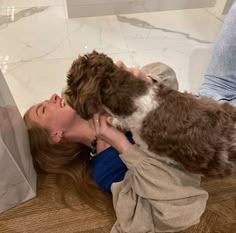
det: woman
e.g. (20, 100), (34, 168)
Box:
(24, 61), (208, 233)
(23, 61), (178, 203)
(24, 1), (236, 232)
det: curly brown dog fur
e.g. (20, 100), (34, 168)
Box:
(64, 50), (236, 177)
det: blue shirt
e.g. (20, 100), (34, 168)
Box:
(92, 132), (134, 192)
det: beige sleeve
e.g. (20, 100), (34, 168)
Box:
(110, 145), (208, 233)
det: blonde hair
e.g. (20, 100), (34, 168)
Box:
(23, 108), (114, 212)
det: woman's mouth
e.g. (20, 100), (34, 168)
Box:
(61, 98), (66, 108)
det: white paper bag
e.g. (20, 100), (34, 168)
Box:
(0, 70), (36, 214)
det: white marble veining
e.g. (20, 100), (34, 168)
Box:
(0, 0), (224, 115)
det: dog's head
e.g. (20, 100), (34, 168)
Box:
(64, 50), (148, 120)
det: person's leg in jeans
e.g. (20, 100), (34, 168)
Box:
(197, 0), (236, 106)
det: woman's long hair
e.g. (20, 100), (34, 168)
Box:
(23, 109), (114, 213)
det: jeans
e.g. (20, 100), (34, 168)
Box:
(196, 0), (236, 106)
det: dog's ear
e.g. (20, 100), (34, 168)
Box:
(73, 83), (103, 120)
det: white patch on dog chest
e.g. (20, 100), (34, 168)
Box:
(125, 87), (158, 131)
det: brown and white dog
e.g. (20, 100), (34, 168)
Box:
(64, 50), (236, 177)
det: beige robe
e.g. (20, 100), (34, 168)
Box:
(110, 63), (208, 233)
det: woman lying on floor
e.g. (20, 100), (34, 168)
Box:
(24, 1), (236, 232)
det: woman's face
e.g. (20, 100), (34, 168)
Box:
(28, 93), (77, 132)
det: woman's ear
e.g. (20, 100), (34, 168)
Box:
(50, 130), (63, 144)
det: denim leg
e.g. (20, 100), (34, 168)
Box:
(197, 0), (236, 106)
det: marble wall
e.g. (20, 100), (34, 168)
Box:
(66, 0), (216, 18)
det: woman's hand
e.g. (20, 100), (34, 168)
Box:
(88, 112), (132, 154)
(116, 60), (153, 84)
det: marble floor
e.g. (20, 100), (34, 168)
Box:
(0, 0), (224, 116)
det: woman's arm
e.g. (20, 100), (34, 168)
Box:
(89, 113), (134, 192)
(111, 145), (208, 233)
(90, 113), (208, 232)
(116, 60), (179, 89)
(91, 131), (135, 192)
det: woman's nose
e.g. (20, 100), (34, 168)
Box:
(49, 93), (58, 103)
